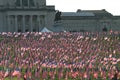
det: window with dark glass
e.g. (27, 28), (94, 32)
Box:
(22, 0), (28, 6)
(29, 0), (35, 7)
(15, 0), (21, 7)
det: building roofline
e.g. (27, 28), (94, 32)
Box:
(0, 6), (55, 12)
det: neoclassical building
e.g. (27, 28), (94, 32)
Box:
(0, 0), (55, 32)
(54, 9), (120, 32)
(0, 0), (120, 32)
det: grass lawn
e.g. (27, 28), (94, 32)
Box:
(4, 77), (23, 80)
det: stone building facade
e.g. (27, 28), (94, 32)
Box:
(0, 0), (120, 32)
(54, 9), (120, 32)
(0, 0), (55, 32)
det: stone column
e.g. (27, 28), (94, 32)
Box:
(22, 15), (25, 32)
(44, 15), (46, 27)
(20, 0), (22, 7)
(30, 15), (33, 32)
(40, 15), (45, 28)
(37, 15), (40, 31)
(28, 0), (30, 7)
(7, 15), (10, 32)
(15, 15), (18, 32)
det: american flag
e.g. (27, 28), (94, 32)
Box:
(4, 69), (9, 78)
(93, 72), (98, 79)
(12, 69), (21, 77)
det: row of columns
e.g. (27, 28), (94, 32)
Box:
(7, 15), (45, 32)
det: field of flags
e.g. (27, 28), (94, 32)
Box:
(0, 32), (120, 80)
